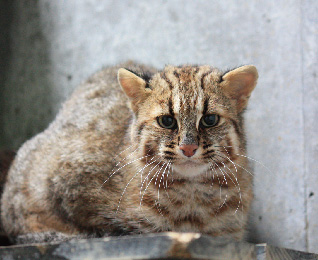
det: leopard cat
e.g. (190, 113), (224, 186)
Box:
(1, 61), (258, 244)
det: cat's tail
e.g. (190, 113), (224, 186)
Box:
(0, 150), (16, 245)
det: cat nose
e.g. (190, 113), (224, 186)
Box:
(179, 144), (199, 157)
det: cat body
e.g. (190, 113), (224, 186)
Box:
(1, 62), (258, 244)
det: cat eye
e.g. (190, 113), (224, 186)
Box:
(157, 115), (177, 129)
(200, 114), (219, 128)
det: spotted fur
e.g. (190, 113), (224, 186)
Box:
(1, 61), (258, 244)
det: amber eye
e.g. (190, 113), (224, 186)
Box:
(200, 114), (219, 128)
(157, 115), (177, 129)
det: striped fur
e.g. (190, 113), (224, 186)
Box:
(1, 62), (258, 244)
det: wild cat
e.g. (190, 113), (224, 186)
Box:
(1, 62), (258, 244)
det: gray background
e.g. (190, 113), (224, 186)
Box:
(1, 0), (317, 253)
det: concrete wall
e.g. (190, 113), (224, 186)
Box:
(1, 0), (317, 253)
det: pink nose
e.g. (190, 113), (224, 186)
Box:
(179, 144), (199, 157)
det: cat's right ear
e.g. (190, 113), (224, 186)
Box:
(118, 68), (151, 112)
(220, 65), (258, 112)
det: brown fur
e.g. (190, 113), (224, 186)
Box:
(1, 62), (258, 244)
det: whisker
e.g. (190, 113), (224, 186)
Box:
(170, 165), (175, 184)
(214, 151), (254, 177)
(219, 161), (242, 214)
(214, 150), (254, 216)
(113, 144), (135, 161)
(207, 162), (219, 195)
(235, 153), (273, 176)
(211, 164), (238, 215)
(209, 155), (243, 215)
(157, 161), (171, 200)
(154, 163), (169, 218)
(213, 165), (228, 208)
(218, 160), (240, 190)
(99, 154), (149, 190)
(163, 163), (173, 205)
(208, 161), (222, 196)
(115, 158), (158, 214)
(211, 159), (227, 198)
(139, 158), (161, 197)
(165, 163), (171, 189)
(114, 146), (139, 168)
(217, 194), (228, 212)
(140, 161), (166, 208)
(216, 145), (273, 176)
(155, 199), (164, 217)
(221, 146), (238, 174)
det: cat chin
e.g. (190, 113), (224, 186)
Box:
(171, 162), (210, 179)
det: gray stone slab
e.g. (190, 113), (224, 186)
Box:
(0, 0), (317, 254)
(301, 0), (318, 254)
(256, 243), (318, 260)
(0, 233), (255, 260)
(0, 233), (317, 260)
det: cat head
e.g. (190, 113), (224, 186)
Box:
(118, 65), (258, 179)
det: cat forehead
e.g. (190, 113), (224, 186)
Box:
(145, 66), (227, 116)
(150, 65), (223, 91)
(148, 65), (223, 101)
(162, 65), (221, 80)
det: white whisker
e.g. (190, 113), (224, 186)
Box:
(99, 154), (149, 190)
(217, 145), (273, 176)
(139, 158), (161, 197)
(113, 144), (135, 160)
(209, 156), (243, 215)
(235, 153), (273, 176)
(221, 146), (238, 174)
(214, 151), (254, 177)
(220, 161), (242, 214)
(208, 161), (222, 196)
(114, 146), (139, 168)
(115, 157), (158, 214)
(140, 161), (166, 207)
(157, 162), (170, 200)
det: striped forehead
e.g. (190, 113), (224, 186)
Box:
(159, 65), (217, 115)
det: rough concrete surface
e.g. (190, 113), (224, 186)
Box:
(0, 0), (317, 254)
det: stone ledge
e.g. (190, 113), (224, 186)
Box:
(0, 232), (317, 260)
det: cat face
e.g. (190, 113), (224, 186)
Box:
(118, 65), (258, 179)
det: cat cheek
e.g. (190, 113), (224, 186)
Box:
(143, 142), (157, 159)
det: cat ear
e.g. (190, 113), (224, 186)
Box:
(220, 65), (258, 112)
(118, 68), (151, 112)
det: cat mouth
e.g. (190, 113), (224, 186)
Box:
(172, 160), (209, 178)
(180, 160), (200, 167)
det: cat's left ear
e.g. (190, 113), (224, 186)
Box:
(118, 68), (151, 112)
(220, 65), (258, 112)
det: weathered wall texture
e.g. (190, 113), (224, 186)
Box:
(1, 0), (317, 253)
